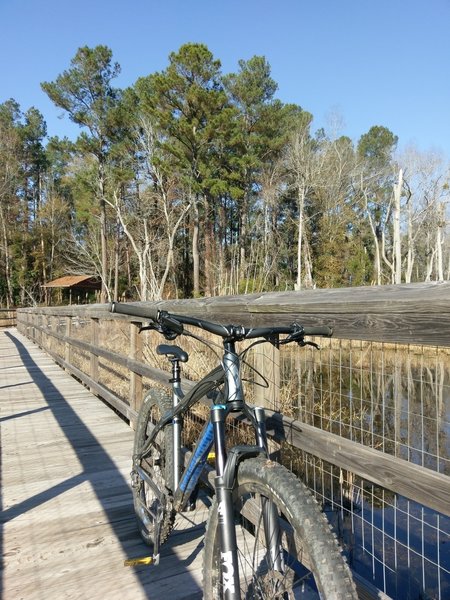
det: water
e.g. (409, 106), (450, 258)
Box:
(278, 341), (450, 599)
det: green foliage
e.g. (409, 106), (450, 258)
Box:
(136, 43), (230, 193)
(2, 42), (444, 306)
(41, 46), (121, 136)
(357, 125), (398, 165)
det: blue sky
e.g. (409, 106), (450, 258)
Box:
(1, 0), (450, 157)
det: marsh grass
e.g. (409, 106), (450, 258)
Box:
(46, 317), (449, 476)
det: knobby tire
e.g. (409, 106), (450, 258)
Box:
(203, 457), (357, 599)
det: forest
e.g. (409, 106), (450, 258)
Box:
(1, 43), (449, 306)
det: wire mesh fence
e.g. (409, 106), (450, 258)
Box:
(273, 339), (450, 600)
(286, 340), (450, 474)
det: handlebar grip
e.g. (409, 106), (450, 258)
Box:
(109, 301), (159, 321)
(303, 325), (333, 337)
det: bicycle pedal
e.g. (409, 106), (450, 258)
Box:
(124, 554), (159, 567)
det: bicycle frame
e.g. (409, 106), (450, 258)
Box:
(143, 338), (283, 600)
(110, 301), (342, 598)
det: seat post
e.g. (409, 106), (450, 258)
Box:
(169, 357), (181, 385)
(169, 357), (183, 491)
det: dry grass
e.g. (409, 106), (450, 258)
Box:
(39, 315), (450, 475)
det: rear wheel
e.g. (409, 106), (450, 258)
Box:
(132, 389), (175, 547)
(203, 457), (357, 599)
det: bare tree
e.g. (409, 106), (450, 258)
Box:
(398, 147), (450, 282)
(392, 169), (403, 284)
(0, 104), (21, 306)
(285, 124), (325, 289)
(106, 115), (191, 300)
(353, 163), (395, 286)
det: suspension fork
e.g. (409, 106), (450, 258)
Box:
(254, 406), (285, 573)
(212, 404), (284, 599)
(211, 404), (241, 600)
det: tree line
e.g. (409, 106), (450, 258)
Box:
(1, 43), (449, 306)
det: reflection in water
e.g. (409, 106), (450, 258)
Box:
(281, 341), (450, 474)
(277, 341), (450, 600)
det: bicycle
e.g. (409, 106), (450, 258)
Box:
(110, 302), (357, 599)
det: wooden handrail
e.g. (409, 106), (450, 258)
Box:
(0, 308), (17, 328)
(16, 287), (450, 518)
(16, 280), (450, 346)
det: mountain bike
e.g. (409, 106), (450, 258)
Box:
(110, 302), (357, 599)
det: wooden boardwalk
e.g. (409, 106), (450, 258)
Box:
(1, 329), (207, 600)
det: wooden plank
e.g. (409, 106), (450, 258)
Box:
(253, 341), (280, 409)
(0, 308), (17, 327)
(90, 316), (99, 391)
(1, 329), (205, 600)
(129, 321), (143, 413)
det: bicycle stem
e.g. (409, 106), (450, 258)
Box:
(222, 341), (245, 409)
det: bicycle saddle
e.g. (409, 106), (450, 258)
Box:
(156, 344), (188, 362)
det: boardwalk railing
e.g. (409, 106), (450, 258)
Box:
(16, 281), (450, 600)
(0, 308), (16, 328)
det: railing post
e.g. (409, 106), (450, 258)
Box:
(30, 312), (35, 342)
(24, 311), (30, 339)
(129, 321), (143, 422)
(16, 310), (22, 335)
(65, 316), (72, 367)
(46, 314), (52, 354)
(90, 318), (99, 392)
(33, 312), (36, 341)
(253, 342), (281, 459)
(254, 342), (281, 410)
(40, 313), (46, 349)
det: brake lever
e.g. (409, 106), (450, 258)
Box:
(161, 326), (179, 341)
(139, 321), (158, 334)
(264, 333), (280, 349)
(298, 340), (320, 350)
(281, 324), (305, 345)
(138, 317), (180, 341)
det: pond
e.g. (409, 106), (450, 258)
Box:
(277, 340), (450, 600)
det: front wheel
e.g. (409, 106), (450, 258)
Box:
(203, 457), (357, 599)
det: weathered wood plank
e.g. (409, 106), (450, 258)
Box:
(17, 281), (450, 345)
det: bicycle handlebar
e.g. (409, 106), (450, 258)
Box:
(109, 302), (333, 340)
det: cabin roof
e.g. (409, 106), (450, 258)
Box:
(42, 275), (101, 289)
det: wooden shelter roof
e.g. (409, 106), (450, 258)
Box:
(42, 275), (101, 289)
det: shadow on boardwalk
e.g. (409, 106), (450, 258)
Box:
(1, 330), (204, 599)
